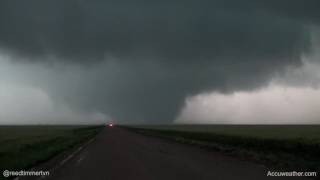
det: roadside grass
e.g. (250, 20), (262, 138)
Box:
(125, 125), (320, 172)
(0, 126), (103, 173)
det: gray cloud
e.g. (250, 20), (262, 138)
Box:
(0, 0), (313, 61)
(0, 0), (319, 123)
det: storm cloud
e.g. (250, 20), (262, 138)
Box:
(0, 0), (320, 124)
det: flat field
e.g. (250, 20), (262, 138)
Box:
(127, 125), (320, 171)
(0, 126), (103, 172)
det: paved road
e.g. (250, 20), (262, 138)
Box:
(42, 127), (306, 180)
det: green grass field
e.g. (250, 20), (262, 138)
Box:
(0, 126), (103, 173)
(127, 125), (320, 171)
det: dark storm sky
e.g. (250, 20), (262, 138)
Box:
(0, 0), (319, 123)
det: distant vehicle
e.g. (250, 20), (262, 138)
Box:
(108, 123), (114, 127)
